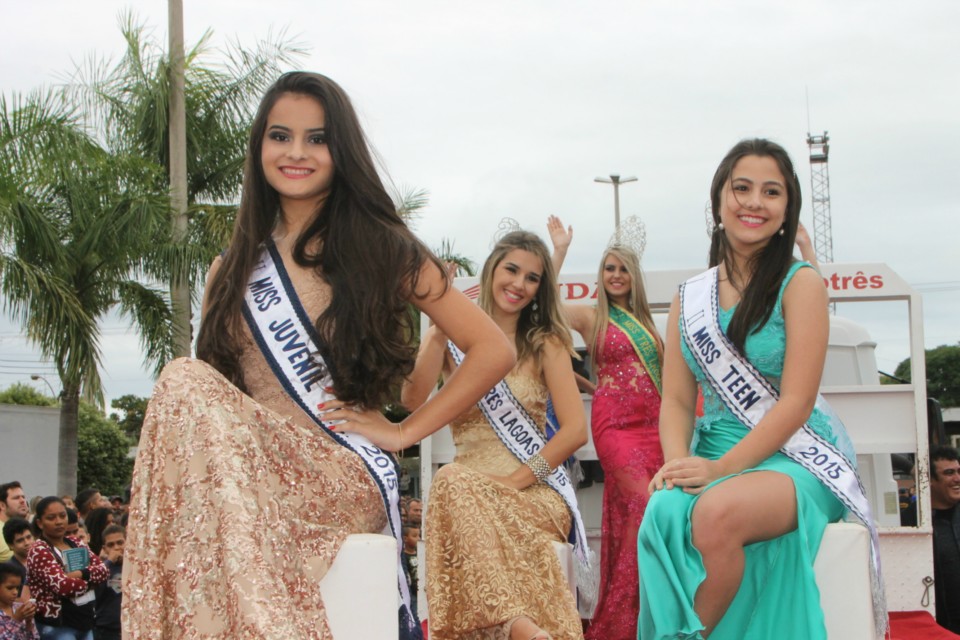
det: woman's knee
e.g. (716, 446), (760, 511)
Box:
(639, 488), (693, 542)
(690, 493), (741, 552)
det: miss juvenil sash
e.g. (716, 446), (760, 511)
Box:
(447, 342), (590, 569)
(242, 241), (421, 640)
(679, 267), (887, 637)
(608, 304), (662, 395)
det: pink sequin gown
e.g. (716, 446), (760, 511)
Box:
(123, 268), (387, 639)
(585, 323), (662, 640)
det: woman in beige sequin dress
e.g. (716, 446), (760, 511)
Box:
(403, 231), (589, 640)
(122, 72), (515, 640)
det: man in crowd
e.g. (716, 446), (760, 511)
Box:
(0, 481), (29, 562)
(930, 445), (960, 633)
(75, 488), (110, 522)
(405, 499), (422, 527)
(95, 524), (125, 640)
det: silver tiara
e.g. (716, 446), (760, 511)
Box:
(606, 215), (647, 260)
(491, 216), (522, 248)
(704, 201), (715, 237)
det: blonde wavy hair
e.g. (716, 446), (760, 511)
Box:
(477, 230), (576, 368)
(590, 246), (662, 373)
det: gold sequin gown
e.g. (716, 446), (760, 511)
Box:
(425, 371), (583, 640)
(122, 271), (387, 639)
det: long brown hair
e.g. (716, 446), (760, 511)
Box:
(590, 245), (662, 373)
(196, 72), (443, 407)
(477, 230), (575, 368)
(708, 138), (802, 353)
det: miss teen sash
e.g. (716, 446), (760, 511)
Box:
(242, 241), (421, 640)
(608, 304), (662, 395)
(679, 267), (887, 637)
(447, 342), (591, 570)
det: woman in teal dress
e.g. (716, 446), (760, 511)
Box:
(638, 139), (881, 639)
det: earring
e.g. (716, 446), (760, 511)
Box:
(717, 222), (725, 231)
(532, 301), (539, 312)
(778, 227), (785, 236)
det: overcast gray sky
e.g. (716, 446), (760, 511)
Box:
(2, 0), (958, 407)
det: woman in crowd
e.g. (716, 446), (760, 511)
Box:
(403, 229), (588, 640)
(27, 497), (108, 639)
(124, 71), (514, 640)
(548, 216), (663, 640)
(639, 138), (881, 639)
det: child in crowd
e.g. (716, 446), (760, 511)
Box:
(0, 563), (37, 640)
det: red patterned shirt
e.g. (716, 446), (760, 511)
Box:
(25, 537), (108, 621)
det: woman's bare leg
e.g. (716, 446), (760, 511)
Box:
(690, 471), (798, 637)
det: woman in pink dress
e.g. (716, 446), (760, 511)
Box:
(549, 216), (663, 640)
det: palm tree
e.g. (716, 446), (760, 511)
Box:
(68, 14), (306, 352)
(387, 185), (476, 276)
(435, 238), (476, 277)
(0, 91), (175, 495)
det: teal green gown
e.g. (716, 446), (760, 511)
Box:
(637, 263), (850, 640)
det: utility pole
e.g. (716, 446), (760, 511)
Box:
(168, 0), (191, 357)
(594, 174), (637, 232)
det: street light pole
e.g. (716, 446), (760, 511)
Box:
(30, 374), (57, 399)
(594, 174), (638, 232)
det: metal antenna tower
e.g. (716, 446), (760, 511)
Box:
(806, 131), (834, 263)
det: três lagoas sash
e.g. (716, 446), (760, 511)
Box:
(242, 240), (421, 640)
(447, 342), (590, 570)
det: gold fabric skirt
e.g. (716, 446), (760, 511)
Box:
(122, 358), (386, 639)
(425, 372), (583, 639)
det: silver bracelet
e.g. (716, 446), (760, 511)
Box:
(525, 453), (552, 482)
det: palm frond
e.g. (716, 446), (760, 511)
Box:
(115, 279), (176, 376)
(434, 238), (476, 276)
(392, 185), (430, 220)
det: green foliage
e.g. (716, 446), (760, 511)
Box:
(434, 238), (477, 277)
(894, 343), (960, 406)
(109, 394), (149, 441)
(0, 383), (57, 407)
(77, 402), (134, 497)
(68, 13), (306, 293)
(1, 19), (304, 494)
(392, 185), (430, 222)
(0, 90), (175, 397)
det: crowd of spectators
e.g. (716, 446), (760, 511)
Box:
(0, 481), (128, 640)
(399, 496), (423, 613)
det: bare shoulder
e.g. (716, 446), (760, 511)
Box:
(205, 255), (224, 288)
(783, 264), (828, 305)
(540, 333), (574, 365)
(412, 258), (448, 299)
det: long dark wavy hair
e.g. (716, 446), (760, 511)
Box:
(708, 138), (802, 353)
(476, 230), (575, 368)
(196, 72), (443, 408)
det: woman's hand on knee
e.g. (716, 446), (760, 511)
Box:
(662, 456), (726, 495)
(320, 400), (403, 451)
(648, 464), (674, 494)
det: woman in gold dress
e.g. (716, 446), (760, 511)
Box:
(123, 72), (515, 640)
(403, 230), (589, 640)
